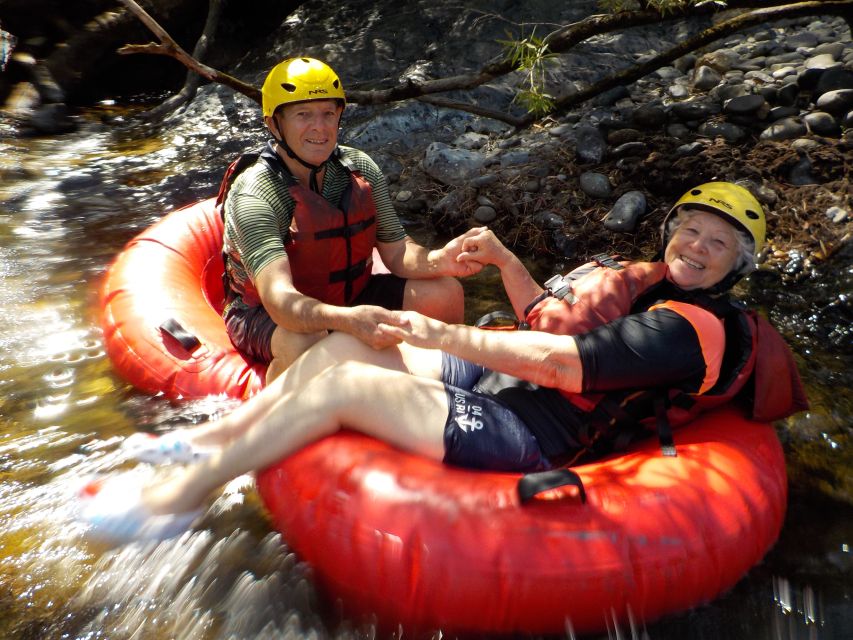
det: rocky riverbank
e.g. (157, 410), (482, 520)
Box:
(2, 2), (851, 317)
(385, 14), (853, 288)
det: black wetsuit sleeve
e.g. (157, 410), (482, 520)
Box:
(574, 308), (709, 393)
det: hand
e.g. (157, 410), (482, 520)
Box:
(377, 310), (448, 350)
(428, 228), (488, 278)
(456, 227), (512, 270)
(345, 305), (405, 349)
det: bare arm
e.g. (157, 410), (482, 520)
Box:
(456, 227), (544, 318)
(379, 311), (583, 393)
(255, 256), (402, 349)
(376, 236), (484, 279)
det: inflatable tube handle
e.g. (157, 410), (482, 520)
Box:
(517, 468), (587, 504)
(159, 318), (202, 353)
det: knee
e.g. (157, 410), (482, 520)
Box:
(270, 328), (327, 369)
(311, 361), (374, 403)
(405, 276), (465, 323)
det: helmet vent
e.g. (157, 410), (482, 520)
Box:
(281, 83), (297, 93)
(691, 189), (702, 196)
(745, 209), (760, 220)
(333, 80), (340, 88)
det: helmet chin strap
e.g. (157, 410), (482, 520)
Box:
(269, 120), (328, 193)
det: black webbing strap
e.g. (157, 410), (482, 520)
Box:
(328, 258), (369, 283)
(519, 290), (551, 328)
(654, 394), (677, 457)
(474, 310), (520, 329)
(314, 216), (376, 240)
(517, 468), (587, 504)
(159, 318), (201, 353)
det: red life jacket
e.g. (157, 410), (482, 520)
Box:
(215, 149), (377, 307)
(519, 255), (808, 455)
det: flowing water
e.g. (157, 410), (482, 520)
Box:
(0, 107), (850, 640)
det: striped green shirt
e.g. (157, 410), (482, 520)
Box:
(223, 146), (406, 298)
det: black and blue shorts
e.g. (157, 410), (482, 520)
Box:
(439, 353), (550, 473)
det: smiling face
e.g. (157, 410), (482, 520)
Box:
(268, 99), (342, 166)
(664, 209), (741, 290)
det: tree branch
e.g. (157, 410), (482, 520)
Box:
(529, 0), (853, 127)
(115, 0), (853, 127)
(115, 0), (260, 104)
(138, 0), (226, 119)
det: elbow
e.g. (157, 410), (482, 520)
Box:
(539, 337), (582, 393)
(541, 362), (582, 394)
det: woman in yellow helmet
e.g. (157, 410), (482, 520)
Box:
(79, 182), (805, 543)
(219, 57), (476, 383)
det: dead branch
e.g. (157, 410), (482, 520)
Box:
(139, 0), (225, 119)
(531, 0), (853, 127)
(116, 0), (853, 126)
(116, 0), (260, 104)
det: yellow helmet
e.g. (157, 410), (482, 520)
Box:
(663, 182), (766, 256)
(261, 57), (346, 117)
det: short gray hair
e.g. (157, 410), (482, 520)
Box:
(665, 207), (755, 276)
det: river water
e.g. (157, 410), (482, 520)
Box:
(0, 107), (850, 640)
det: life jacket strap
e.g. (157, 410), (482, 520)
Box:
(591, 253), (625, 270)
(653, 393), (677, 457)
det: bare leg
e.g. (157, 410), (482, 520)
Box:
(180, 333), (443, 448)
(403, 276), (464, 324)
(143, 361), (450, 514)
(266, 325), (327, 384)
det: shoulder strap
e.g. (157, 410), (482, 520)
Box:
(258, 141), (298, 187)
(215, 151), (261, 217)
(334, 146), (358, 174)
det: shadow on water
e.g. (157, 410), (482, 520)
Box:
(0, 108), (850, 639)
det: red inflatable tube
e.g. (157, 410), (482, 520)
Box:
(101, 200), (788, 635)
(100, 198), (265, 399)
(257, 410), (786, 635)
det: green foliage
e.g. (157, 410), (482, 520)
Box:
(597, 0), (728, 13)
(499, 29), (558, 117)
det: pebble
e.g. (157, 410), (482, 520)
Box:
(579, 172), (612, 199)
(473, 205), (497, 223)
(698, 121), (746, 143)
(768, 105), (800, 121)
(723, 94), (766, 115)
(499, 150), (530, 167)
(760, 117), (808, 140)
(776, 82), (800, 106)
(395, 190), (412, 202)
(534, 211), (564, 230)
(612, 141), (648, 158)
(693, 65), (722, 90)
(804, 111), (840, 136)
(575, 124), (607, 164)
(676, 142), (704, 157)
(816, 89), (853, 114)
(604, 191), (646, 233)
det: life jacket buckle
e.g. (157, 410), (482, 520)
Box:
(544, 274), (577, 304)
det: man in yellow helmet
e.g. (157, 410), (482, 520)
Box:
(218, 58), (478, 382)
